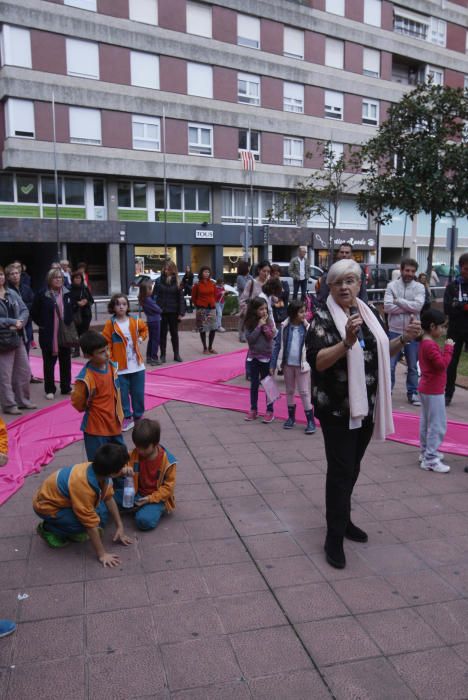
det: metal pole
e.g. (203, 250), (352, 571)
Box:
(401, 213), (408, 259)
(51, 91), (60, 261)
(449, 216), (457, 283)
(249, 157), (254, 265)
(162, 106), (168, 259)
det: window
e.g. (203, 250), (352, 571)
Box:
(42, 177), (85, 206)
(0, 174), (14, 202)
(394, 9), (428, 41)
(188, 123), (213, 156)
(364, 0), (381, 27)
(237, 73), (260, 105)
(237, 14), (260, 49)
(187, 63), (213, 98)
(222, 188), (259, 223)
(118, 181), (147, 208)
(64, 179), (85, 205)
(426, 65), (444, 86)
(184, 186), (210, 211)
(283, 138), (303, 167)
(66, 39), (99, 79)
(132, 115), (161, 151)
(238, 129), (260, 160)
(186, 2), (212, 38)
(64, 0), (96, 10)
(5, 99), (35, 138)
(69, 107), (101, 145)
(131, 51), (159, 90)
(93, 179), (105, 207)
(363, 48), (380, 78)
(325, 38), (344, 70)
(362, 99), (379, 125)
(325, 0), (344, 16)
(17, 175), (38, 203)
(0, 26), (31, 68)
(42, 176), (63, 205)
(129, 0), (158, 25)
(325, 142), (344, 165)
(429, 17), (446, 47)
(324, 90), (343, 120)
(284, 27), (304, 60)
(283, 83), (304, 113)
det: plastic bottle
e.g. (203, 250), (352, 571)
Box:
(122, 476), (135, 508)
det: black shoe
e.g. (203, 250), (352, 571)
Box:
(445, 396), (452, 407)
(174, 354), (183, 362)
(160, 355), (166, 363)
(61, 388), (72, 395)
(283, 405), (296, 430)
(304, 410), (316, 435)
(324, 534), (346, 569)
(345, 522), (368, 543)
(30, 376), (43, 384)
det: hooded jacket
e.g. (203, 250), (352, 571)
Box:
(383, 278), (425, 334)
(127, 446), (177, 511)
(444, 275), (468, 338)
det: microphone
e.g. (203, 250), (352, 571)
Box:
(350, 306), (365, 346)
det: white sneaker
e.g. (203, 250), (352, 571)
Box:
(420, 459), (450, 473)
(218, 327), (226, 333)
(45, 393), (54, 400)
(419, 451), (444, 463)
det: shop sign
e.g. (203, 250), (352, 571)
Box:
(314, 232), (375, 249)
(195, 229), (214, 239)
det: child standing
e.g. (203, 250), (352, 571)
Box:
(270, 300), (316, 434)
(215, 277), (226, 333)
(138, 281), (162, 365)
(0, 418), (17, 638)
(418, 309), (454, 473)
(33, 443), (133, 566)
(71, 330), (125, 460)
(244, 297), (276, 423)
(116, 418), (177, 531)
(102, 294), (148, 432)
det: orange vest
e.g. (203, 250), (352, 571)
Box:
(102, 315), (148, 371)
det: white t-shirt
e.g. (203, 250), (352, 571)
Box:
(299, 258), (306, 281)
(115, 318), (145, 374)
(287, 325), (302, 366)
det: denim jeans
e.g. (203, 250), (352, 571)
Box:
(146, 321), (161, 361)
(249, 358), (273, 412)
(215, 302), (224, 329)
(119, 369), (145, 419)
(83, 433), (125, 461)
(389, 331), (419, 397)
(114, 489), (165, 531)
(37, 501), (109, 535)
(292, 279), (307, 300)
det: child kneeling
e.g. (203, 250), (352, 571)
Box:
(116, 418), (177, 531)
(33, 443), (132, 567)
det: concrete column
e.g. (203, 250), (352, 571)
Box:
(107, 243), (121, 294)
(214, 245), (224, 279)
(107, 181), (119, 221)
(181, 244), (192, 271)
(212, 187), (223, 224)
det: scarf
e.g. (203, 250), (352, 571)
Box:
(326, 295), (394, 440)
(52, 289), (64, 356)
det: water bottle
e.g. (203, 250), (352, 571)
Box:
(122, 476), (135, 508)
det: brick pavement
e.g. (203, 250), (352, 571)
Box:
(1, 331), (468, 699)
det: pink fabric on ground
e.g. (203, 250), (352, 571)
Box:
(389, 411), (468, 456)
(152, 349), (247, 384)
(29, 354), (84, 382)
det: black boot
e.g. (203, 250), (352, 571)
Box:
(283, 405), (296, 429)
(324, 533), (346, 569)
(345, 521), (368, 543)
(174, 354), (183, 362)
(304, 409), (316, 435)
(160, 354), (166, 363)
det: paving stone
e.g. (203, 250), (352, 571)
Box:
(161, 636), (241, 691)
(308, 547), (376, 582)
(153, 598), (224, 643)
(174, 500), (224, 521)
(258, 555), (324, 588)
(146, 568), (209, 604)
(0, 513), (38, 537)
(215, 590), (286, 633)
(324, 657), (417, 700)
(275, 582), (348, 623)
(6, 656), (85, 700)
(13, 615), (83, 663)
(230, 626), (311, 679)
(192, 537), (250, 566)
(19, 581), (84, 621)
(331, 575), (407, 614)
(203, 466), (245, 482)
(86, 606), (155, 653)
(390, 647), (468, 700)
(0, 559), (28, 589)
(85, 574), (149, 613)
(249, 669), (332, 699)
(407, 537), (467, 568)
(385, 516), (443, 543)
(172, 681), (251, 700)
(0, 535), (32, 561)
(357, 607), (443, 655)
(243, 532), (303, 559)
(297, 616), (381, 666)
(423, 512), (468, 536)
(384, 569), (461, 605)
(141, 541), (198, 572)
(202, 562), (267, 596)
(356, 543), (427, 574)
(416, 599), (468, 644)
(184, 516), (237, 541)
(88, 646), (166, 699)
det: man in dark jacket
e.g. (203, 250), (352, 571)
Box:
(316, 243), (368, 303)
(444, 252), (468, 406)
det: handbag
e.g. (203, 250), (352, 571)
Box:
(0, 327), (21, 353)
(55, 300), (79, 348)
(260, 375), (281, 404)
(73, 307), (83, 327)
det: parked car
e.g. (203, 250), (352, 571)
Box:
(270, 261), (323, 297)
(363, 264), (400, 301)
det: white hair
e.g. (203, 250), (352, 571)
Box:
(326, 259), (361, 286)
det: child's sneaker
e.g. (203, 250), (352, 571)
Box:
(122, 417), (135, 432)
(419, 451), (444, 463)
(67, 532), (89, 543)
(244, 410), (257, 421)
(420, 459), (450, 473)
(0, 620), (16, 638)
(36, 522), (69, 548)
(262, 411), (274, 424)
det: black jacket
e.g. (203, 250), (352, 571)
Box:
(70, 283), (94, 322)
(153, 276), (185, 316)
(444, 276), (468, 338)
(31, 288), (73, 352)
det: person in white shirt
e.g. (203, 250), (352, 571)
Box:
(288, 246), (309, 300)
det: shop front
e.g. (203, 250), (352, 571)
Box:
(311, 230), (377, 268)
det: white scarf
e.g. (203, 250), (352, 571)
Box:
(326, 296), (394, 440)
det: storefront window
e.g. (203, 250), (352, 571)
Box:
(134, 246), (178, 275)
(223, 246), (258, 284)
(0, 173), (14, 202)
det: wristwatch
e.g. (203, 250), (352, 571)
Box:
(399, 335), (407, 345)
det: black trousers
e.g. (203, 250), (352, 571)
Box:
(321, 418), (374, 538)
(42, 347), (72, 395)
(293, 278), (307, 300)
(160, 312), (179, 356)
(445, 332), (468, 400)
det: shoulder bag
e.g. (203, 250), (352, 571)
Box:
(55, 299), (79, 348)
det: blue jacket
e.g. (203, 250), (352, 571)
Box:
(270, 318), (310, 373)
(142, 296), (162, 323)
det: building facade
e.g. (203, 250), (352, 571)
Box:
(0, 0), (467, 292)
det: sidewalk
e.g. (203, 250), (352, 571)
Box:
(1, 332), (468, 699)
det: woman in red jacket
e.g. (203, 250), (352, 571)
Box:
(191, 267), (217, 354)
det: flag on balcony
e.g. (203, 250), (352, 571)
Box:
(240, 150), (256, 171)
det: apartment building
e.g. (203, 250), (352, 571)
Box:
(0, 0), (467, 292)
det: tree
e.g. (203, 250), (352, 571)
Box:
(357, 82), (468, 276)
(269, 141), (359, 266)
